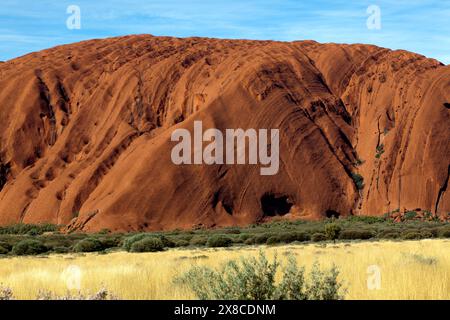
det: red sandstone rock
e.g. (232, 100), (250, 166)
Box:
(0, 35), (448, 231)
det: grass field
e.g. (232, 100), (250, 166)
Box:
(1, 239), (449, 300)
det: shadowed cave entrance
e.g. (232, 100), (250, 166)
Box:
(325, 210), (340, 218)
(261, 193), (293, 216)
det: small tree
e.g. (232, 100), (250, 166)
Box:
(130, 237), (164, 252)
(324, 223), (341, 242)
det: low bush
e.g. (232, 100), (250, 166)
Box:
(237, 234), (252, 242)
(266, 236), (282, 245)
(98, 237), (121, 249)
(253, 233), (272, 244)
(378, 231), (400, 239)
(266, 232), (310, 245)
(122, 234), (148, 251)
(345, 216), (385, 224)
(174, 234), (194, 242)
(419, 230), (434, 239)
(401, 231), (424, 240)
(159, 235), (176, 248)
(175, 240), (190, 247)
(190, 236), (208, 246)
(123, 234), (174, 251)
(311, 233), (327, 242)
(426, 228), (440, 238)
(130, 237), (164, 252)
(53, 246), (70, 254)
(0, 241), (12, 252)
(0, 245), (9, 255)
(176, 251), (345, 300)
(439, 228), (450, 238)
(207, 235), (233, 248)
(339, 229), (374, 240)
(73, 238), (104, 253)
(12, 239), (48, 255)
(404, 211), (417, 220)
(218, 228), (241, 235)
(244, 237), (255, 245)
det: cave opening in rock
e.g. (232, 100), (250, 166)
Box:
(212, 190), (234, 215)
(261, 193), (293, 216)
(325, 210), (340, 218)
(0, 162), (11, 191)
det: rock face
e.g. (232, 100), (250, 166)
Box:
(0, 35), (448, 232)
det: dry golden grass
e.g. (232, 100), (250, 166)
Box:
(0, 239), (449, 300)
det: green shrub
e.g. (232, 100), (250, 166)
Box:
(266, 232), (310, 245)
(175, 240), (190, 247)
(244, 237), (255, 245)
(401, 231), (424, 240)
(122, 234), (148, 251)
(423, 211), (433, 220)
(351, 173), (364, 190)
(439, 228), (450, 238)
(281, 232), (310, 242)
(12, 239), (48, 255)
(378, 231), (400, 239)
(207, 235), (233, 248)
(98, 237), (121, 249)
(130, 237), (164, 252)
(53, 246), (70, 254)
(218, 228), (241, 235)
(375, 144), (385, 159)
(0, 241), (12, 252)
(190, 236), (208, 246)
(404, 211), (417, 220)
(266, 236), (282, 245)
(311, 233), (327, 242)
(176, 251), (345, 300)
(294, 232), (311, 242)
(159, 235), (176, 248)
(237, 234), (252, 242)
(345, 216), (385, 224)
(420, 230), (434, 239)
(339, 229), (374, 240)
(0, 245), (9, 255)
(174, 234), (194, 242)
(253, 233), (272, 244)
(73, 238), (104, 253)
(123, 234), (175, 251)
(324, 223), (341, 241)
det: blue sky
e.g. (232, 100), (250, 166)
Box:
(1, 0), (449, 64)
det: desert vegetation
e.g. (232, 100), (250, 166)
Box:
(0, 217), (448, 300)
(176, 251), (344, 300)
(0, 240), (448, 300)
(0, 216), (448, 256)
